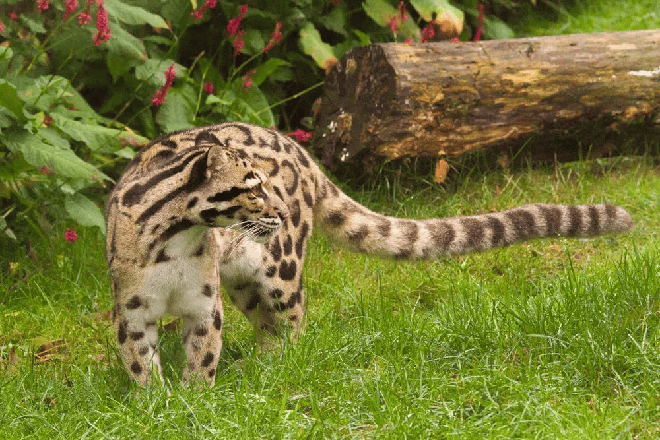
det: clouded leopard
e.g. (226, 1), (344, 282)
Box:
(105, 122), (634, 386)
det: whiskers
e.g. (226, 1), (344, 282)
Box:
(222, 220), (273, 256)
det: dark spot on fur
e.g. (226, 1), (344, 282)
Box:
(279, 260), (297, 281)
(539, 205), (562, 236)
(295, 222), (309, 258)
(302, 189), (314, 208)
(154, 249), (170, 263)
(377, 220), (391, 238)
(348, 225), (369, 243)
(587, 205), (599, 235)
(117, 320), (128, 344)
(462, 218), (484, 250)
(428, 221), (455, 250)
(202, 284), (213, 297)
(129, 331), (145, 341)
(281, 160), (299, 196)
(270, 236), (282, 261)
(195, 326), (209, 337)
(126, 295), (142, 309)
(274, 290), (302, 311)
(130, 361), (142, 375)
(201, 352), (215, 367)
(269, 289), (284, 299)
(506, 209), (536, 239)
(193, 244), (205, 257)
(194, 130), (224, 147)
(213, 310), (223, 330)
(325, 211), (345, 227)
(208, 369), (216, 378)
(485, 216), (506, 247)
(265, 265), (277, 277)
(138, 346), (149, 356)
(283, 235), (293, 256)
(567, 206), (582, 236)
(290, 200), (301, 228)
(246, 293), (260, 311)
(187, 197), (198, 209)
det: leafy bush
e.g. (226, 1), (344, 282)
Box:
(0, 0), (514, 242)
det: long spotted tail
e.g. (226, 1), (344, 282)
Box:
(316, 179), (633, 260)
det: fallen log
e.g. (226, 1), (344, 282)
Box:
(314, 29), (660, 173)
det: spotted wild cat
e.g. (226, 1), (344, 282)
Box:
(105, 122), (634, 386)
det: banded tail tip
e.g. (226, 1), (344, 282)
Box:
(612, 206), (634, 233)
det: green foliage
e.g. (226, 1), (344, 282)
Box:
(0, 0), (519, 240)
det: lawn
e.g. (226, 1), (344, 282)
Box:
(1, 148), (659, 438)
(2, 1), (660, 438)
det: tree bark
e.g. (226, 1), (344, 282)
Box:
(314, 29), (660, 172)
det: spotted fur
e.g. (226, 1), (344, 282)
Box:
(105, 122), (634, 386)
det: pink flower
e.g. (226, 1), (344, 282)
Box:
(262, 21), (282, 53)
(41, 165), (55, 175)
(152, 63), (176, 106)
(421, 22), (435, 43)
(9, 12), (18, 22)
(398, 1), (407, 21)
(451, 37), (459, 42)
(227, 4), (247, 35)
(64, 0), (77, 20)
(473, 3), (485, 42)
(403, 38), (413, 44)
(242, 69), (255, 91)
(203, 81), (214, 94)
(232, 29), (245, 57)
(79, 0), (93, 25)
(191, 0), (217, 21)
(37, 0), (49, 13)
(94, 0), (111, 45)
(0, 19), (4, 35)
(388, 16), (398, 34)
(287, 129), (312, 142)
(65, 228), (78, 243)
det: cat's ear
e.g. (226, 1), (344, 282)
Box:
(206, 145), (230, 172)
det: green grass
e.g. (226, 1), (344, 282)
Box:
(515, 0), (660, 36)
(1, 150), (659, 438)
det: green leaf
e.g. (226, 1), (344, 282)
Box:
(105, 0), (169, 29)
(363, 0), (420, 40)
(107, 53), (135, 83)
(242, 29), (265, 56)
(64, 193), (106, 234)
(410, 0), (464, 22)
(484, 18), (515, 40)
(363, 0), (398, 26)
(299, 22), (336, 69)
(135, 59), (186, 87)
(50, 114), (148, 152)
(0, 46), (13, 62)
(1, 128), (104, 181)
(353, 30), (371, 46)
(251, 59), (291, 86)
(106, 23), (147, 63)
(155, 86), (196, 132)
(19, 15), (46, 34)
(37, 127), (70, 150)
(230, 81), (274, 127)
(318, 5), (349, 37)
(0, 80), (26, 122)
